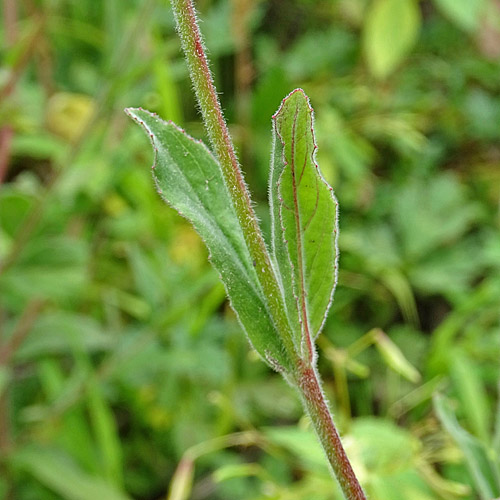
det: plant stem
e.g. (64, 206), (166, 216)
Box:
(0, 0), (19, 185)
(296, 361), (366, 499)
(170, 0), (297, 360)
(169, 1), (366, 497)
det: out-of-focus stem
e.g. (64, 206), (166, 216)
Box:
(0, 0), (19, 184)
(0, 298), (45, 500)
(0, 299), (46, 365)
(0, 128), (14, 185)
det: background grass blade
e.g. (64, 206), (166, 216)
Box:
(434, 394), (500, 500)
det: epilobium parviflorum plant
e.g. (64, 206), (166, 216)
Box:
(126, 1), (366, 498)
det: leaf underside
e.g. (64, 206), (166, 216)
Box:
(270, 89), (339, 353)
(125, 108), (290, 371)
(127, 89), (338, 370)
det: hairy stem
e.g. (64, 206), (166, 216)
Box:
(296, 361), (366, 499)
(170, 1), (365, 497)
(170, 0), (297, 359)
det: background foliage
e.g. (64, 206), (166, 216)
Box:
(1, 0), (499, 499)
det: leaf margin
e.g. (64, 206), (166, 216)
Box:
(125, 107), (292, 372)
(269, 88), (339, 357)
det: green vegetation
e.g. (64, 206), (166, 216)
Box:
(1, 1), (499, 499)
(128, 2), (363, 495)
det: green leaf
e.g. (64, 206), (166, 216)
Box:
(87, 376), (124, 487)
(373, 329), (421, 383)
(434, 394), (500, 500)
(12, 447), (131, 500)
(450, 350), (491, 442)
(270, 89), (338, 352)
(0, 236), (89, 308)
(433, 0), (485, 32)
(213, 463), (263, 483)
(0, 188), (35, 237)
(0, 366), (11, 397)
(37, 359), (99, 474)
(364, 0), (421, 79)
(393, 174), (480, 262)
(125, 108), (291, 372)
(265, 418), (431, 499)
(495, 391), (500, 462)
(264, 426), (329, 471)
(350, 418), (419, 474)
(14, 311), (111, 361)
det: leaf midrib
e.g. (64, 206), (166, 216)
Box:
(286, 103), (313, 359)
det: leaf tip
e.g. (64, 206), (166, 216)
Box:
(272, 88), (310, 119)
(124, 107), (135, 119)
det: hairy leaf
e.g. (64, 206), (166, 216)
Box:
(269, 90), (338, 353)
(126, 108), (290, 371)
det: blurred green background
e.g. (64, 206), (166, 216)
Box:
(1, 0), (500, 499)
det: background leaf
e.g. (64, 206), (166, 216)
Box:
(363, 0), (421, 79)
(12, 447), (132, 500)
(433, 0), (486, 32)
(434, 394), (500, 500)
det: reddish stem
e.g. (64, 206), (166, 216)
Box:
(0, 128), (14, 184)
(297, 362), (366, 500)
(170, 2), (366, 497)
(0, 0), (18, 184)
